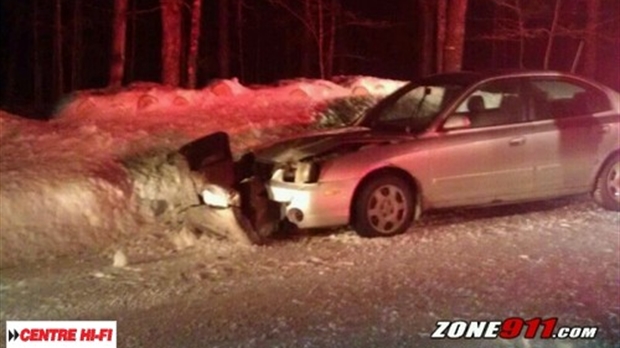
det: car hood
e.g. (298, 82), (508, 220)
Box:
(254, 127), (411, 163)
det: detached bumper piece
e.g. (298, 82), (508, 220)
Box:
(236, 176), (283, 243)
(179, 132), (285, 244)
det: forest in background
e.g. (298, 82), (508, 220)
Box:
(1, 0), (618, 118)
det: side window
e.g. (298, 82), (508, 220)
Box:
(455, 78), (526, 128)
(529, 79), (611, 120)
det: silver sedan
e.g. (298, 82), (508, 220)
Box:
(249, 71), (620, 237)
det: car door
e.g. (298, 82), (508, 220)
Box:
(426, 77), (535, 207)
(523, 77), (615, 197)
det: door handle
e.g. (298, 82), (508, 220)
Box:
(509, 137), (526, 146)
(596, 125), (611, 134)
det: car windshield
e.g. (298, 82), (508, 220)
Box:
(358, 82), (466, 133)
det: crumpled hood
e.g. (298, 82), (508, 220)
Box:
(254, 127), (410, 163)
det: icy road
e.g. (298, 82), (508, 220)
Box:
(1, 196), (618, 348)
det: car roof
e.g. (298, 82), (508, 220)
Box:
(420, 70), (573, 87)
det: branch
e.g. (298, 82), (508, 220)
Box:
(490, 0), (521, 14)
(268, 0), (318, 41)
(342, 11), (393, 29)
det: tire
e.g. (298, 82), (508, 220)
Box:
(594, 154), (620, 211)
(352, 175), (415, 237)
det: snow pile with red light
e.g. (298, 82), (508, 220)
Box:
(0, 77), (406, 266)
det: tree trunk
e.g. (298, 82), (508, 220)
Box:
(3, 2), (18, 104)
(110, 0), (128, 87)
(236, 0), (245, 80)
(54, 0), (64, 98)
(160, 0), (183, 86)
(71, 0), (82, 90)
(33, 0), (42, 106)
(516, 0), (525, 68)
(317, 0), (325, 79)
(219, 0), (230, 78)
(543, 0), (561, 69)
(490, 1), (497, 68)
(128, 0), (137, 81)
(188, 0), (203, 88)
(583, 0), (600, 77)
(419, 0), (435, 76)
(325, 0), (338, 79)
(436, 0), (447, 73)
(443, 0), (468, 72)
(301, 0), (313, 77)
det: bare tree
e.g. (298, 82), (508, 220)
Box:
(33, 0), (42, 105)
(485, 0), (527, 67)
(128, 0), (137, 81)
(435, 0), (447, 73)
(476, 0), (611, 71)
(514, 0), (526, 68)
(271, 0), (327, 77)
(583, 0), (600, 77)
(317, 0), (325, 77)
(325, 0), (339, 77)
(416, 0), (435, 77)
(110, 0), (128, 87)
(301, 0), (314, 76)
(188, 0), (203, 88)
(219, 0), (231, 78)
(2, 2), (19, 103)
(71, 0), (82, 90)
(543, 0), (562, 69)
(235, 0), (246, 80)
(161, 0), (183, 86)
(443, 0), (468, 72)
(54, 0), (64, 98)
(271, 0), (370, 79)
(430, 0), (469, 73)
(416, 0), (468, 75)
(475, 0), (537, 68)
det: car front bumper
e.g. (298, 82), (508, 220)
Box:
(266, 178), (357, 229)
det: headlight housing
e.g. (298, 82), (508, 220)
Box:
(282, 162), (320, 183)
(295, 162), (320, 183)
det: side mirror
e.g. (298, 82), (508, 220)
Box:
(442, 114), (471, 130)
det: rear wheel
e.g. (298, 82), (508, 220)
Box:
(594, 155), (620, 211)
(352, 175), (415, 237)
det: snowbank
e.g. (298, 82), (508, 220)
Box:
(333, 76), (408, 96)
(0, 77), (405, 266)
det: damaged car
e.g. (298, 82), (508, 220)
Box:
(191, 70), (620, 242)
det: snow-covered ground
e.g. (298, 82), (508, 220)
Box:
(0, 77), (406, 267)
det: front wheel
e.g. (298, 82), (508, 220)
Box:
(352, 175), (415, 237)
(594, 155), (620, 211)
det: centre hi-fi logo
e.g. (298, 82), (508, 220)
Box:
(5, 321), (116, 348)
(8, 329), (19, 341)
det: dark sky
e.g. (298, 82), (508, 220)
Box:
(1, 0), (618, 116)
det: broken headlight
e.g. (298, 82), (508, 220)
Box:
(201, 184), (233, 208)
(296, 162), (320, 183)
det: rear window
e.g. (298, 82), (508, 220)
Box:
(529, 79), (611, 119)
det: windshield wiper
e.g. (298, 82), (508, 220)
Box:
(407, 87), (431, 133)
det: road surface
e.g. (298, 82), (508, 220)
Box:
(1, 196), (619, 348)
